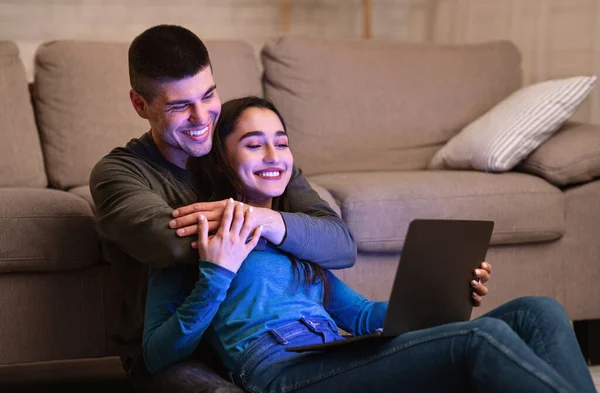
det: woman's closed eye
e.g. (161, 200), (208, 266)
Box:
(274, 137), (289, 148)
(246, 143), (288, 149)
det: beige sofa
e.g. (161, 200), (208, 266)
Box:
(1, 35), (599, 386)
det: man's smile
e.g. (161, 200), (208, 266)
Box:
(180, 125), (210, 142)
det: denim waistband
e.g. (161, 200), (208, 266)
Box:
(231, 316), (344, 392)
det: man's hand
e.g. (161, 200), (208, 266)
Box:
(171, 199), (286, 246)
(197, 199), (261, 274)
(171, 200), (228, 235)
(471, 261), (492, 307)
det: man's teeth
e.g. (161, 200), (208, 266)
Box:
(257, 171), (281, 178)
(182, 127), (208, 136)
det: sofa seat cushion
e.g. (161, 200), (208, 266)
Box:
(0, 188), (100, 273)
(308, 171), (564, 253)
(69, 185), (95, 213)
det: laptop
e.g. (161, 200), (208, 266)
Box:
(285, 219), (494, 352)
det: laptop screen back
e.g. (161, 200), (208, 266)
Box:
(382, 219), (494, 336)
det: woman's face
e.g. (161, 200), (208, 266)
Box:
(225, 107), (293, 207)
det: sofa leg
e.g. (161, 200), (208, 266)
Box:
(574, 319), (600, 365)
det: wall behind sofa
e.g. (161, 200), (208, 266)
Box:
(0, 0), (427, 80)
(430, 0), (600, 125)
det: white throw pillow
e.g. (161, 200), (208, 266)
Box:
(428, 75), (597, 172)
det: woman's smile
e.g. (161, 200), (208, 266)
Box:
(254, 168), (285, 180)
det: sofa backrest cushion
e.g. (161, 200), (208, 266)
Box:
(34, 40), (262, 189)
(262, 36), (522, 175)
(0, 41), (47, 187)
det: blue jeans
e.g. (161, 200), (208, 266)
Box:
(232, 297), (597, 393)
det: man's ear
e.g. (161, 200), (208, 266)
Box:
(130, 89), (149, 120)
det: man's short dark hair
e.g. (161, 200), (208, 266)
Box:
(128, 25), (211, 102)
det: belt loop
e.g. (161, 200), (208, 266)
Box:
(300, 316), (321, 332)
(268, 328), (289, 345)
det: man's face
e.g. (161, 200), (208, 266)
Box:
(131, 67), (221, 169)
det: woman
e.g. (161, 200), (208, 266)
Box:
(142, 96), (596, 393)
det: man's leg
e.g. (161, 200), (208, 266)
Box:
(482, 296), (596, 393)
(135, 360), (242, 393)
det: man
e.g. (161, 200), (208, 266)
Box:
(90, 25), (356, 392)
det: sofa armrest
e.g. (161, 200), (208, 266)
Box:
(518, 121), (600, 187)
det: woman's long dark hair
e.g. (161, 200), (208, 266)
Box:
(192, 96), (330, 304)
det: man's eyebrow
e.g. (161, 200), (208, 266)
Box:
(204, 85), (217, 97)
(165, 84), (217, 106)
(239, 130), (287, 141)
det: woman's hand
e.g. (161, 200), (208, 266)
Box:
(197, 198), (261, 274)
(471, 261), (492, 307)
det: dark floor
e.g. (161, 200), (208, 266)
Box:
(2, 380), (131, 393)
(0, 357), (130, 393)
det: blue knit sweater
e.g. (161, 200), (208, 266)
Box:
(142, 239), (388, 374)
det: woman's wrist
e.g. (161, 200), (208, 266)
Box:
(254, 207), (285, 245)
(198, 258), (238, 279)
